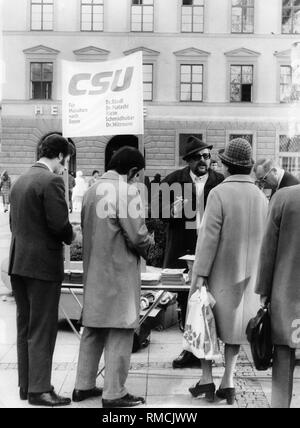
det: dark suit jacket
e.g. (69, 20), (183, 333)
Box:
(9, 163), (73, 282)
(270, 171), (299, 199)
(159, 167), (224, 269)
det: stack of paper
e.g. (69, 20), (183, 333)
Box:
(141, 272), (161, 287)
(161, 269), (186, 286)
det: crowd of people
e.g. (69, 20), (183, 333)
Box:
(5, 132), (300, 409)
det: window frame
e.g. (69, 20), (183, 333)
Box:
(23, 46), (60, 101)
(277, 134), (300, 177)
(30, 62), (53, 100)
(131, 0), (154, 32)
(181, 0), (204, 34)
(282, 0), (300, 34)
(80, 0), (104, 32)
(30, 0), (54, 31)
(143, 63), (154, 102)
(230, 64), (254, 103)
(231, 0), (254, 34)
(225, 50), (260, 104)
(179, 63), (204, 102)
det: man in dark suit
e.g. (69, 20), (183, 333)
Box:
(254, 158), (299, 198)
(156, 136), (224, 368)
(9, 134), (74, 406)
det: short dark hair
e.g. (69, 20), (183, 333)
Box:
(92, 170), (100, 176)
(222, 161), (252, 176)
(107, 146), (145, 175)
(38, 133), (73, 160)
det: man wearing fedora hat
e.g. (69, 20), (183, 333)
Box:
(158, 135), (224, 369)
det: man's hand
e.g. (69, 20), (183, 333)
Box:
(189, 275), (207, 299)
(260, 295), (269, 308)
(170, 197), (188, 218)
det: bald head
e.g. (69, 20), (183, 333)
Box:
(254, 158), (282, 189)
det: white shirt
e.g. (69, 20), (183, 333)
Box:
(276, 168), (285, 190)
(37, 160), (53, 173)
(190, 171), (208, 231)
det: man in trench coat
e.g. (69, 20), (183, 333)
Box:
(256, 184), (300, 408)
(73, 146), (152, 408)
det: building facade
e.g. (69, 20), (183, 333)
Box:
(1, 0), (300, 178)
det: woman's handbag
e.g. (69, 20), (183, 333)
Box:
(246, 305), (273, 371)
(183, 287), (221, 361)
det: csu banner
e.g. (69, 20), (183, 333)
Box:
(62, 52), (144, 138)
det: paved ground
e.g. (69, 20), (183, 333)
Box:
(1, 209), (300, 409)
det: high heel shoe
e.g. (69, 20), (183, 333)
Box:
(189, 382), (216, 402)
(216, 388), (236, 405)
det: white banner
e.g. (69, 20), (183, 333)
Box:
(62, 52), (144, 138)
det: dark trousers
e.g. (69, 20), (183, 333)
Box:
(75, 327), (134, 400)
(177, 291), (189, 327)
(11, 275), (61, 394)
(272, 345), (296, 408)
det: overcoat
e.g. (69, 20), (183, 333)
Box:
(81, 171), (151, 329)
(255, 185), (300, 348)
(270, 171), (299, 198)
(192, 175), (268, 344)
(159, 167), (224, 269)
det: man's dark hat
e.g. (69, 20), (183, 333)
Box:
(182, 136), (213, 161)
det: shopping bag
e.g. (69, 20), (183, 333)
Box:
(183, 287), (221, 361)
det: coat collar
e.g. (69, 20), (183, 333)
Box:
(223, 175), (255, 184)
(32, 162), (52, 172)
(101, 170), (127, 182)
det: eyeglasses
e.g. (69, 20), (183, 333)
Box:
(258, 168), (274, 183)
(190, 153), (211, 161)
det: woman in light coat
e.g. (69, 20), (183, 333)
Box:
(188, 139), (268, 405)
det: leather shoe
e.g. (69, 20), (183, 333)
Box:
(102, 393), (145, 408)
(19, 387), (28, 401)
(172, 350), (202, 369)
(28, 390), (71, 407)
(72, 387), (103, 402)
(216, 387), (236, 405)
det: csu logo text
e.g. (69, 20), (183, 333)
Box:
(68, 67), (134, 96)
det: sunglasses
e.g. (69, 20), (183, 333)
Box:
(190, 153), (211, 161)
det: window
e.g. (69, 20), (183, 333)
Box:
(280, 65), (300, 102)
(30, 62), (53, 99)
(282, 0), (300, 33)
(279, 135), (300, 176)
(231, 0), (254, 33)
(230, 65), (253, 102)
(143, 63), (153, 101)
(179, 133), (203, 166)
(31, 0), (53, 31)
(131, 0), (154, 32)
(181, 0), (204, 33)
(81, 0), (104, 31)
(180, 65), (203, 102)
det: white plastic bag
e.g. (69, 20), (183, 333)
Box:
(183, 287), (221, 361)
